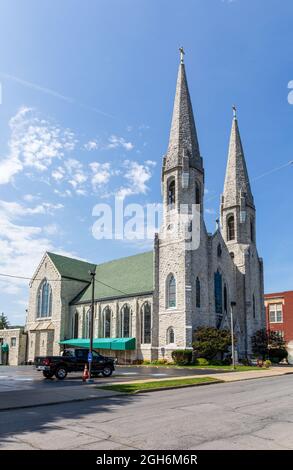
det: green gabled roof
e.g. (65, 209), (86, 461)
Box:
(72, 251), (154, 304)
(47, 252), (96, 283)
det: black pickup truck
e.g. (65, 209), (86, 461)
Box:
(35, 348), (116, 380)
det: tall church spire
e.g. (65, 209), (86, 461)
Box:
(222, 107), (254, 209)
(164, 48), (202, 172)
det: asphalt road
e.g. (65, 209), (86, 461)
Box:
(0, 365), (229, 392)
(1, 374), (293, 450)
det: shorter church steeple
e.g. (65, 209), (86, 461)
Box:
(221, 107), (256, 246)
(222, 106), (254, 209)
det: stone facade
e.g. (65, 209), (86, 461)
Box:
(18, 54), (265, 365)
(0, 329), (27, 365)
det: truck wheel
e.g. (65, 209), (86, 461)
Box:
(102, 366), (113, 377)
(55, 366), (68, 380)
(43, 371), (54, 379)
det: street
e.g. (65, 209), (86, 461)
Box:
(0, 365), (229, 392)
(1, 375), (293, 450)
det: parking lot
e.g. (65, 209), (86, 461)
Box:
(0, 364), (229, 392)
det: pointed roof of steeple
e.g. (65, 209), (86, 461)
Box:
(164, 48), (202, 171)
(223, 107), (254, 208)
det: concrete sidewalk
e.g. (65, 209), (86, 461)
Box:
(96, 366), (293, 387)
(0, 366), (292, 411)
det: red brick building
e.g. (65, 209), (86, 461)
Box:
(264, 291), (293, 343)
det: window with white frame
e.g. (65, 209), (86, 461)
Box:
(269, 304), (283, 323)
(166, 327), (175, 345)
(275, 330), (284, 338)
(37, 279), (52, 318)
(167, 274), (176, 308)
(10, 337), (17, 347)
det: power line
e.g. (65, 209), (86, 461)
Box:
(0, 272), (129, 297)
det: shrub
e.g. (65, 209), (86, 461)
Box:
(264, 360), (272, 368)
(194, 357), (210, 366)
(151, 359), (168, 365)
(171, 349), (193, 365)
(209, 359), (224, 366)
(193, 327), (235, 360)
(269, 348), (288, 363)
(143, 360), (151, 365)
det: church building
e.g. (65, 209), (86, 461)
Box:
(24, 51), (265, 363)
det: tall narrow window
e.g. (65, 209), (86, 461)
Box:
(37, 280), (52, 318)
(73, 311), (79, 338)
(196, 277), (201, 308)
(82, 309), (90, 338)
(253, 294), (256, 319)
(141, 302), (151, 344)
(195, 182), (201, 205)
(224, 285), (228, 313)
(102, 306), (111, 338)
(227, 215), (235, 241)
(250, 218), (255, 243)
(214, 271), (223, 315)
(168, 179), (176, 207)
(120, 304), (131, 338)
(167, 274), (176, 308)
(167, 327), (175, 344)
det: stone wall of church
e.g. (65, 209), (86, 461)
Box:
(69, 293), (155, 363)
(26, 253), (90, 361)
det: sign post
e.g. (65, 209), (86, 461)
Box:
(87, 270), (96, 383)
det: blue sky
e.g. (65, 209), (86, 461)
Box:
(0, 0), (292, 324)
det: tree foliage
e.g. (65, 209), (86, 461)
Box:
(0, 313), (10, 329)
(251, 329), (286, 360)
(192, 327), (236, 360)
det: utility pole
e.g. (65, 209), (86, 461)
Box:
(87, 270), (96, 383)
(230, 301), (236, 370)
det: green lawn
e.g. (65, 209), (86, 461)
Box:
(100, 376), (222, 394)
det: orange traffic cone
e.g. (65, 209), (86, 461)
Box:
(82, 364), (89, 382)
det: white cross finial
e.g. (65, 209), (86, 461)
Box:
(179, 47), (185, 64)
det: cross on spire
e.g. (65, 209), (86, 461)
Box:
(179, 46), (185, 64)
(232, 105), (237, 120)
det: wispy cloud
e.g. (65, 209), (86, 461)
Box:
(0, 72), (115, 119)
(0, 107), (76, 185)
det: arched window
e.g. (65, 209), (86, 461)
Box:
(166, 327), (175, 344)
(82, 308), (90, 338)
(120, 304), (131, 338)
(224, 284), (228, 313)
(214, 270), (223, 316)
(168, 179), (176, 207)
(102, 306), (111, 338)
(37, 280), (52, 318)
(250, 218), (255, 243)
(253, 294), (256, 318)
(73, 311), (79, 338)
(141, 302), (151, 344)
(167, 274), (176, 308)
(217, 243), (222, 257)
(195, 182), (201, 205)
(196, 277), (201, 308)
(227, 214), (235, 241)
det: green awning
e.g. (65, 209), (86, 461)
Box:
(59, 337), (136, 351)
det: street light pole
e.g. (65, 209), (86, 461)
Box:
(230, 301), (236, 370)
(87, 270), (96, 383)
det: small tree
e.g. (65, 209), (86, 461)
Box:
(0, 313), (10, 329)
(192, 326), (236, 360)
(251, 329), (286, 360)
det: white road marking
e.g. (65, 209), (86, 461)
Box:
(150, 373), (168, 377)
(119, 372), (139, 375)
